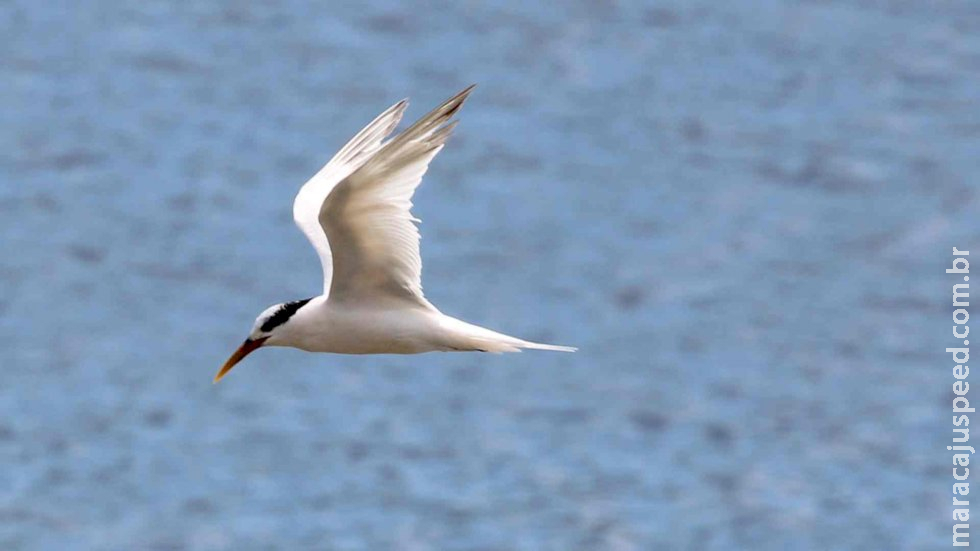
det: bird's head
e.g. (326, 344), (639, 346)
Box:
(213, 298), (313, 384)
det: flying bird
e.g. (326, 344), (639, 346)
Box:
(214, 86), (575, 383)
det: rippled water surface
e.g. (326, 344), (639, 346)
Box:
(2, 1), (976, 549)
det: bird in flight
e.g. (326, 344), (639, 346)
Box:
(214, 86), (575, 383)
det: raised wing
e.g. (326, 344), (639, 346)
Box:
(293, 99), (408, 294)
(319, 85), (475, 307)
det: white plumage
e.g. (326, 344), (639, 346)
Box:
(215, 86), (575, 383)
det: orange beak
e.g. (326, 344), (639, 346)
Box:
(213, 337), (268, 384)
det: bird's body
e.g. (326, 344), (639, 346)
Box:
(215, 86), (574, 383)
(275, 297), (567, 355)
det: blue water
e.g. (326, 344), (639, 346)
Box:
(2, 1), (976, 549)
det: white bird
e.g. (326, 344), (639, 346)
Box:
(215, 86), (575, 383)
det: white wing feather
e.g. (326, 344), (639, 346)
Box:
(319, 85), (475, 307)
(292, 99), (408, 294)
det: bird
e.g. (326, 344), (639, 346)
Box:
(214, 85), (575, 383)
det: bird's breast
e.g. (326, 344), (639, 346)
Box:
(288, 304), (442, 355)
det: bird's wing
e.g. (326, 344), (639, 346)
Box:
(319, 85), (475, 307)
(293, 99), (408, 294)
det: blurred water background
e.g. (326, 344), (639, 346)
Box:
(2, 1), (978, 549)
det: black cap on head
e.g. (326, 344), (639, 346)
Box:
(260, 298), (312, 333)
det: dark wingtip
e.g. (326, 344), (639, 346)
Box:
(445, 84), (477, 115)
(458, 84), (477, 103)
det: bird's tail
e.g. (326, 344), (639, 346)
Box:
(438, 316), (577, 353)
(515, 341), (578, 353)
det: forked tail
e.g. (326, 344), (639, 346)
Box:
(438, 315), (577, 353)
(516, 341), (578, 353)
